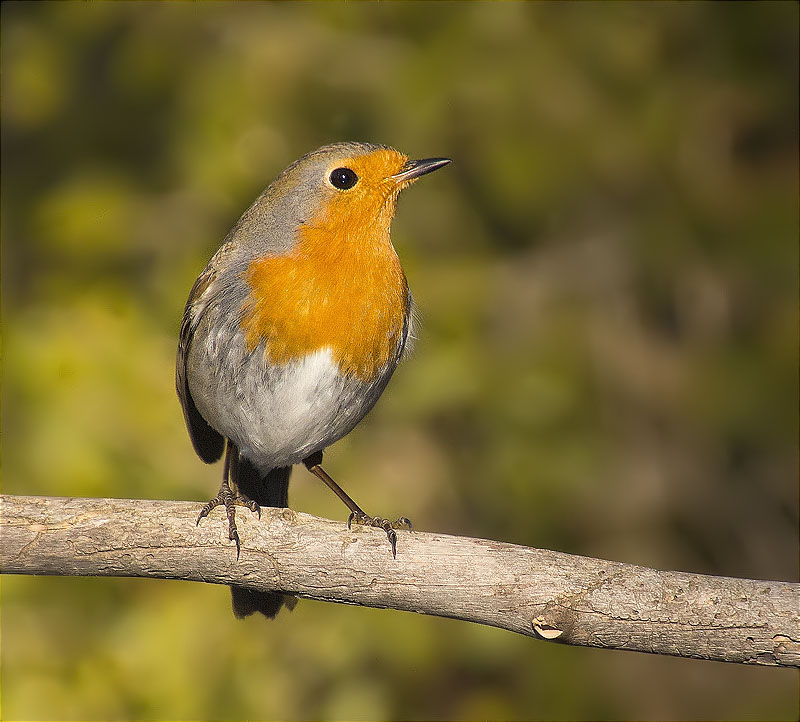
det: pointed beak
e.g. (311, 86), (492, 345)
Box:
(391, 157), (451, 184)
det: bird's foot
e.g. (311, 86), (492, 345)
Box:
(347, 512), (413, 558)
(301, 455), (412, 558)
(196, 482), (260, 558)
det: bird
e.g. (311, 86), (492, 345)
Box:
(176, 141), (450, 619)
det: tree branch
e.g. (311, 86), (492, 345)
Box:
(1, 494), (797, 667)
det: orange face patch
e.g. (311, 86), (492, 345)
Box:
(240, 149), (412, 381)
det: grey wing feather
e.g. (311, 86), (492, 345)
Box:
(176, 261), (225, 463)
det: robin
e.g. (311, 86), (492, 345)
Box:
(176, 142), (450, 619)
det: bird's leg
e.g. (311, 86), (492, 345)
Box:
(302, 451), (412, 558)
(196, 440), (260, 557)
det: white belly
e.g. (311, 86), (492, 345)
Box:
(235, 348), (350, 468)
(189, 339), (395, 472)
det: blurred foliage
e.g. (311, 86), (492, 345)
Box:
(2, 2), (798, 720)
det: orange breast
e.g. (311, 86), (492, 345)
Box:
(240, 192), (409, 381)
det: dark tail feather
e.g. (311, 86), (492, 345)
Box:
(230, 585), (290, 619)
(230, 458), (295, 619)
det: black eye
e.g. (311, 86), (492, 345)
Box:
(329, 167), (358, 190)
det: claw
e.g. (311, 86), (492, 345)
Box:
(230, 527), (241, 559)
(196, 480), (260, 557)
(196, 496), (221, 526)
(386, 527), (398, 558)
(347, 511), (412, 558)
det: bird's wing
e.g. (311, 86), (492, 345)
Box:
(398, 288), (417, 358)
(175, 250), (228, 464)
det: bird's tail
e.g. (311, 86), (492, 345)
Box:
(229, 458), (295, 619)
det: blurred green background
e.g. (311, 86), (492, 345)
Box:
(2, 2), (798, 720)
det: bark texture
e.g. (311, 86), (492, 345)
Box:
(1, 494), (797, 667)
